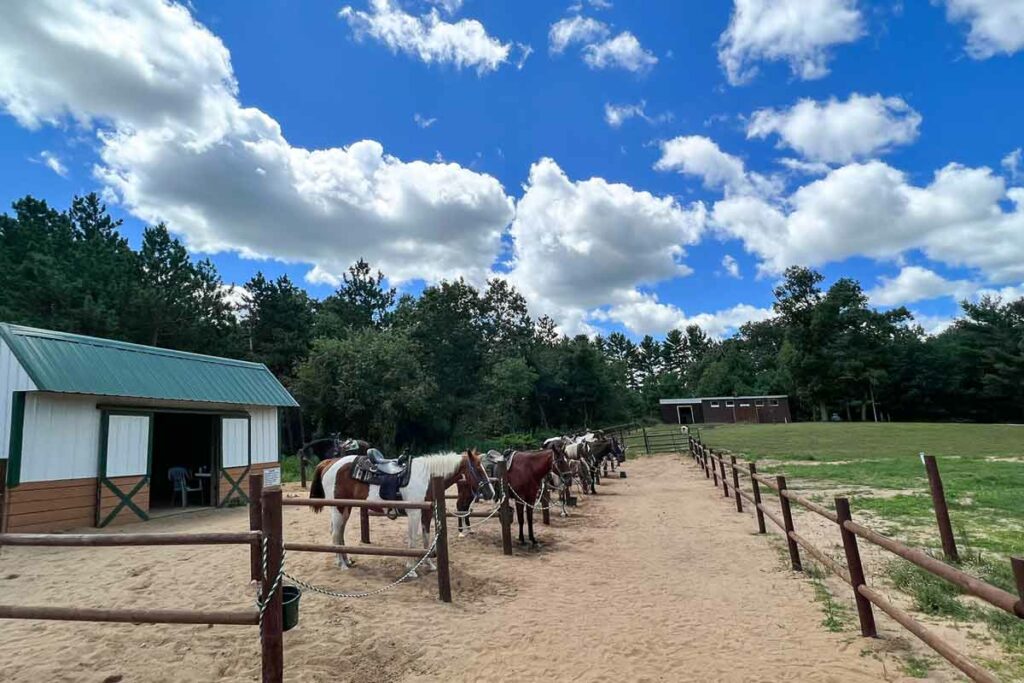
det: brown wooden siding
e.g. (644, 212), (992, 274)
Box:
(98, 475), (149, 527)
(5, 478), (96, 533)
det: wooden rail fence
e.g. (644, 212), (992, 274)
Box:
(0, 472), (457, 682)
(688, 436), (1024, 683)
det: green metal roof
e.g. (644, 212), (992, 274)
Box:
(0, 323), (298, 407)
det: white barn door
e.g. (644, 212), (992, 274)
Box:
(218, 416), (251, 506)
(97, 412), (152, 527)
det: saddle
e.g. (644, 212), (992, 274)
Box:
(351, 449), (412, 504)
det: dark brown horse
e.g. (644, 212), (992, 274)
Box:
(506, 448), (571, 548)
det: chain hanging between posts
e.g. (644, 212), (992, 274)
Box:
(282, 504), (442, 600)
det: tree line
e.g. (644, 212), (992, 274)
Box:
(2, 194), (1021, 453)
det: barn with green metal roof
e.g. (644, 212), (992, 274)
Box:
(0, 323), (297, 532)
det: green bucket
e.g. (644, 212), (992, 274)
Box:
(282, 585), (301, 632)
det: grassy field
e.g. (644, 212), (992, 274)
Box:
(689, 421), (1024, 678)
(693, 422), (1024, 556)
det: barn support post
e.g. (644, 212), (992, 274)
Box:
(429, 476), (452, 603)
(496, 461), (513, 556)
(777, 476), (801, 572)
(297, 409), (308, 490)
(248, 472), (264, 582)
(749, 463), (766, 534)
(922, 454), (959, 563)
(835, 497), (878, 637)
(260, 485), (284, 683)
(360, 508), (371, 544)
(730, 456), (742, 513)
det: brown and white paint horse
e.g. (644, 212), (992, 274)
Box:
(309, 449), (493, 576)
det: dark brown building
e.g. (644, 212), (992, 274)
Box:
(659, 396), (791, 425)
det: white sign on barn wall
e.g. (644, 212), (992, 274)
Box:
(263, 467), (281, 487)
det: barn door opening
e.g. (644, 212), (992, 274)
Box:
(97, 412), (152, 528)
(149, 412), (216, 512)
(217, 416), (251, 507)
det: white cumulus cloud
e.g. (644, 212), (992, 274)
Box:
(507, 158), (706, 335)
(718, 0), (864, 85)
(721, 254), (741, 278)
(711, 159), (1024, 283)
(339, 0), (516, 74)
(583, 32), (658, 72)
(38, 150), (68, 177)
(747, 93), (922, 164)
(549, 16), (656, 73)
(598, 296), (773, 337)
(0, 0), (515, 288)
(655, 135), (781, 198)
(604, 100), (672, 128)
(867, 266), (977, 306)
(942, 0), (1024, 58)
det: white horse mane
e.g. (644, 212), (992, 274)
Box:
(413, 451), (465, 479)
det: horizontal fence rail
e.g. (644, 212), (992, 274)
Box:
(281, 497), (433, 510)
(0, 605), (259, 626)
(687, 436), (1023, 683)
(0, 532), (259, 547)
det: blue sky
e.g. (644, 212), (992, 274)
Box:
(1, 0), (1022, 338)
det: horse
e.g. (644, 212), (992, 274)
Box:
(309, 449), (494, 575)
(299, 435), (371, 468)
(506, 447), (572, 548)
(453, 449), (504, 536)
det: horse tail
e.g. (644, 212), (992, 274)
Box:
(309, 459), (327, 515)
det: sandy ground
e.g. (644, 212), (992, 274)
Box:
(0, 455), (935, 682)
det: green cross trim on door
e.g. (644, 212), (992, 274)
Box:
(219, 466), (250, 506)
(99, 476), (150, 527)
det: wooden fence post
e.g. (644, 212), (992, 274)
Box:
(1012, 557), (1024, 617)
(835, 497), (877, 637)
(248, 472), (264, 582)
(359, 507), (371, 544)
(260, 485), (284, 683)
(922, 454), (959, 563)
(496, 461), (513, 556)
(642, 427), (650, 455)
(711, 452), (718, 486)
(776, 476), (801, 572)
(299, 454), (307, 490)
(541, 487), (551, 525)
(719, 455), (729, 498)
(749, 463), (766, 534)
(429, 476), (452, 603)
(730, 456), (742, 513)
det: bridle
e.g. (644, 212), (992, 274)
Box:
(464, 453), (495, 501)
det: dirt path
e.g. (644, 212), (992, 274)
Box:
(0, 455), (920, 681)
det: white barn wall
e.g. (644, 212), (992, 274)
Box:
(16, 392), (280, 483)
(250, 407), (279, 464)
(0, 338), (37, 460)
